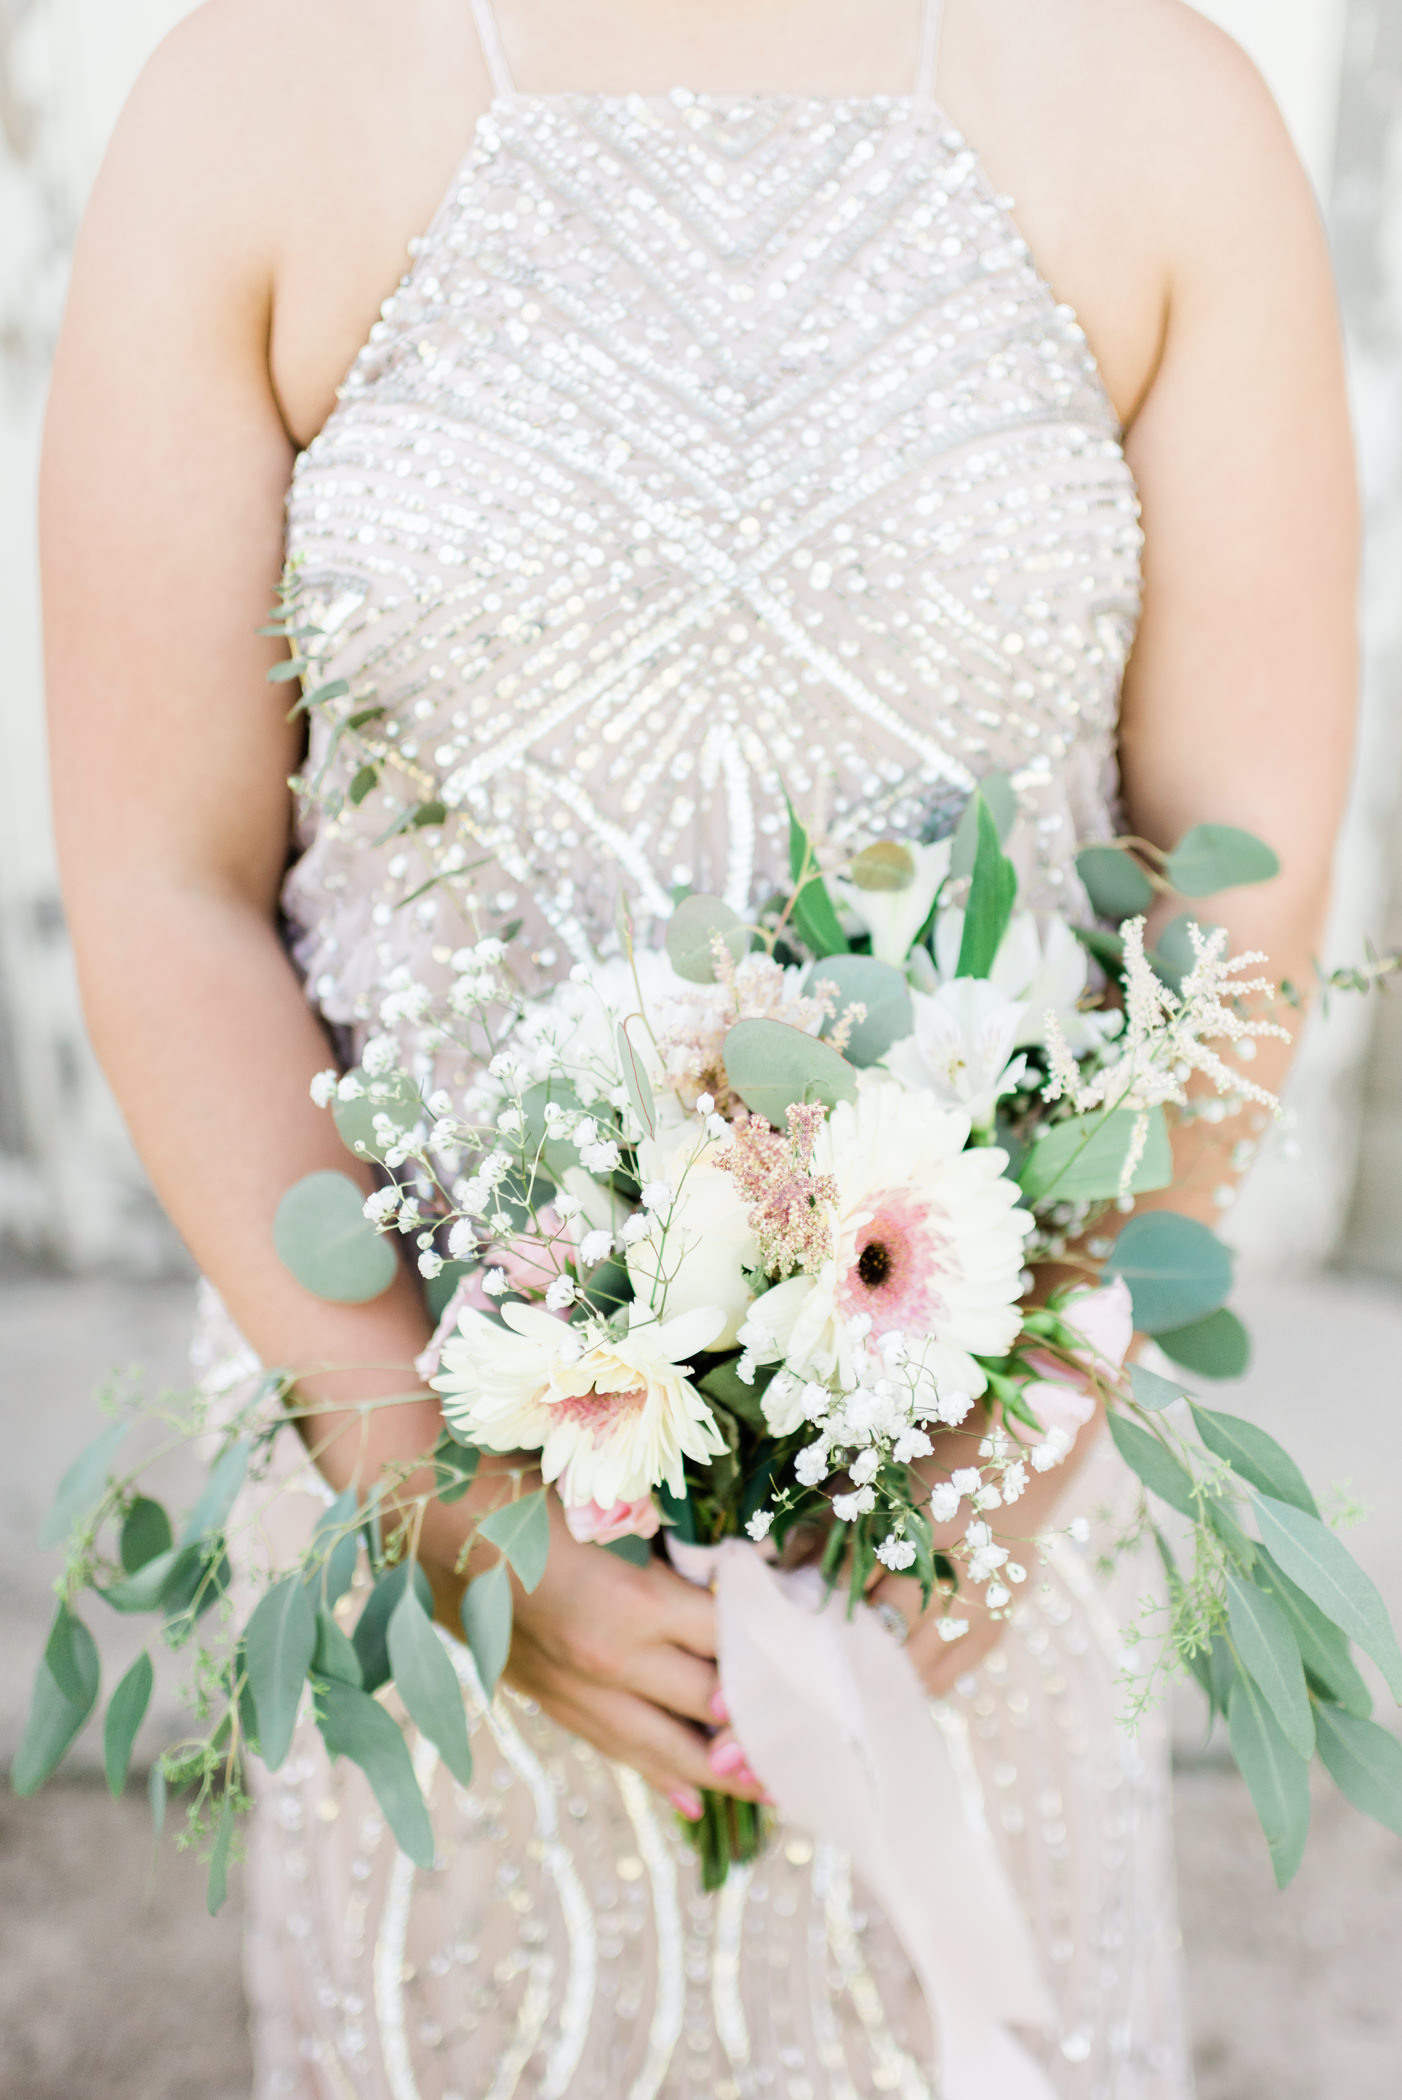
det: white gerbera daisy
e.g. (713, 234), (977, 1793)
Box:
(739, 1076), (1031, 1399)
(432, 1300), (729, 1507)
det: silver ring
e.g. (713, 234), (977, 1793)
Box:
(874, 1599), (910, 1646)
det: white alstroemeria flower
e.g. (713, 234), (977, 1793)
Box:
(831, 837), (953, 968)
(433, 1300), (729, 1507)
(933, 908), (1114, 1056)
(626, 1132), (759, 1346)
(884, 977), (1029, 1129)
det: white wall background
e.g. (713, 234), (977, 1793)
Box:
(0, 0), (1394, 1273)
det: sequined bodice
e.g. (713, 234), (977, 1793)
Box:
(282, 72), (1142, 1024)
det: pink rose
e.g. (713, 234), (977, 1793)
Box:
(1059, 1276), (1135, 1375)
(1011, 1277), (1135, 1452)
(563, 1496), (662, 1547)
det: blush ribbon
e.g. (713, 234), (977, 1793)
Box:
(670, 1537), (1059, 2100)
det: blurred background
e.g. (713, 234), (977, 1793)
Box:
(1, 2), (1400, 2095)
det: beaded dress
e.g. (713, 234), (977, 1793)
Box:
(203, 0), (1195, 2091)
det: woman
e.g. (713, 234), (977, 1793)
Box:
(43, 0), (1355, 2092)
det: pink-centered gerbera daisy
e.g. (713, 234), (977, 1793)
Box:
(431, 1301), (729, 1507)
(739, 1075), (1031, 1399)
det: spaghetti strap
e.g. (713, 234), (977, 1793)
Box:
(913, 0), (945, 106)
(467, 0), (517, 97)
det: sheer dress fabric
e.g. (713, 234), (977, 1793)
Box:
(200, 0), (1195, 2089)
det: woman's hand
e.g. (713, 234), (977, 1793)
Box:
(464, 1495), (767, 1818)
(868, 1567), (1008, 1699)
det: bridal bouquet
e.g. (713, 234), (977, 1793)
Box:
(19, 777), (1402, 1905)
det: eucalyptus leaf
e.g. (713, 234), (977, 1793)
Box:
(352, 1562), (435, 1695)
(1254, 1547), (1373, 1720)
(1104, 1212), (1234, 1333)
(39, 1420), (126, 1548)
(1151, 913), (1221, 992)
(1313, 1703), (1402, 1839)
(1076, 844), (1156, 921)
(955, 795), (1018, 979)
(1107, 1414), (1197, 1520)
(803, 953), (913, 1066)
(1207, 1631), (1239, 1720)
(432, 1430), (481, 1506)
(100, 1545), (184, 1615)
(44, 1605), (99, 1711)
(182, 1440), (251, 1544)
(310, 1486), (362, 1607)
(1228, 1674), (1311, 1888)
(311, 1607), (363, 1688)
(460, 1562), (513, 1696)
(1191, 1406), (1317, 1516)
(12, 1650), (98, 1795)
(478, 1491), (551, 1593)
(1019, 1106), (1171, 1206)
(104, 1652), (154, 1798)
(665, 894), (748, 983)
(120, 1497), (173, 1574)
(388, 1585), (474, 1787)
(950, 771), (1017, 878)
(1226, 1569), (1314, 1760)
(1157, 1309), (1251, 1381)
(1166, 824), (1280, 898)
(722, 1017), (857, 1127)
(244, 1575), (318, 1771)
(315, 1679), (436, 1869)
(162, 1542), (233, 1629)
(616, 1018), (657, 1137)
(206, 1792), (236, 1917)
(1130, 1363), (1190, 1414)
(333, 1069), (423, 1160)
(274, 1170), (399, 1304)
(786, 797), (850, 959)
(1252, 1493), (1402, 1700)
(602, 1534), (654, 1567)
(1207, 1494), (1258, 1570)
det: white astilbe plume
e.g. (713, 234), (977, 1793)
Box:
(1042, 918), (1287, 1194)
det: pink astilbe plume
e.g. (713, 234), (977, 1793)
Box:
(719, 1101), (836, 1276)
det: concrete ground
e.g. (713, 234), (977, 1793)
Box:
(3, 1261), (1402, 2096)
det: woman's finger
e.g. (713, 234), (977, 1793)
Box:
(616, 1641), (719, 1727)
(642, 1560), (720, 1658)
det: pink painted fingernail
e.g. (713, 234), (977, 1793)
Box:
(708, 1737), (747, 1778)
(709, 1688), (731, 1724)
(668, 1787), (704, 1822)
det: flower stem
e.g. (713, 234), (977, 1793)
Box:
(680, 1789), (772, 1891)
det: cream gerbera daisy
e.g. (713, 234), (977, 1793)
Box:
(432, 1301), (729, 1508)
(739, 1075), (1031, 1399)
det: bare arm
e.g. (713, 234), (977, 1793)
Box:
(878, 30), (1358, 1686)
(42, 10), (756, 1818)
